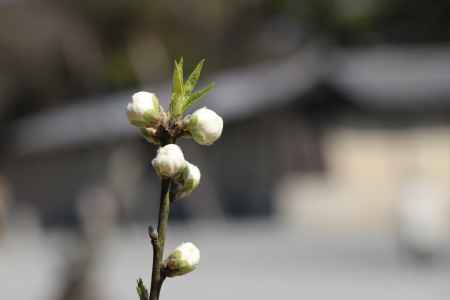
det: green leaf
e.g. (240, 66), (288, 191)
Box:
(136, 278), (149, 300)
(172, 59), (183, 97)
(182, 82), (215, 113)
(170, 58), (185, 117)
(184, 59), (205, 96)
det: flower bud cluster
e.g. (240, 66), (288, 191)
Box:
(127, 91), (223, 147)
(127, 90), (223, 201)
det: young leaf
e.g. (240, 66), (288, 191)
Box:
(136, 278), (149, 300)
(184, 59), (205, 96)
(170, 58), (185, 117)
(178, 56), (184, 76)
(182, 82), (215, 113)
(171, 59), (183, 98)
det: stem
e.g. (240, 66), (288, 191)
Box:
(149, 178), (172, 300)
(149, 134), (176, 300)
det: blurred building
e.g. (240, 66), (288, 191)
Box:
(2, 46), (449, 234)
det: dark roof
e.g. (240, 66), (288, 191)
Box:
(7, 46), (450, 155)
(332, 46), (450, 110)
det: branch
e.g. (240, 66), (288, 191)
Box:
(149, 177), (173, 300)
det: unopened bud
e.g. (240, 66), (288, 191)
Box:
(163, 242), (200, 277)
(186, 107), (223, 145)
(152, 144), (186, 178)
(127, 91), (161, 127)
(176, 162), (201, 199)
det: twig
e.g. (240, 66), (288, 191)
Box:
(149, 177), (172, 300)
(149, 133), (177, 300)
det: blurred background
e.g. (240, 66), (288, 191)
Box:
(1, 0), (450, 299)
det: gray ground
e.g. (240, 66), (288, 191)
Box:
(1, 222), (450, 300)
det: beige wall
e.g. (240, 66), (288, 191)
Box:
(276, 126), (450, 233)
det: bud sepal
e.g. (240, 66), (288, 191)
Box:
(140, 128), (160, 145)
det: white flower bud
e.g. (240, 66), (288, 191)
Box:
(163, 242), (200, 277)
(152, 144), (186, 178)
(186, 107), (223, 145)
(127, 91), (160, 127)
(176, 162), (201, 199)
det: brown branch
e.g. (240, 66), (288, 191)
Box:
(149, 178), (172, 300)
